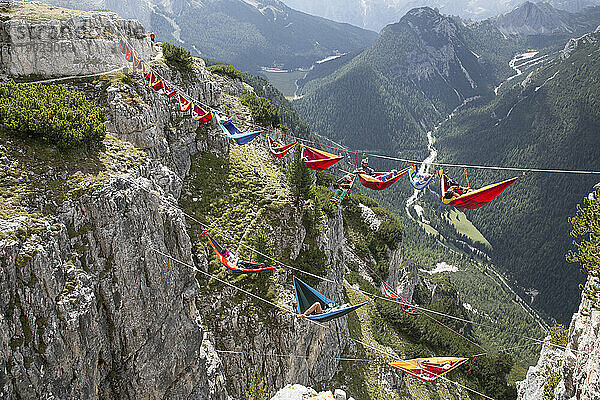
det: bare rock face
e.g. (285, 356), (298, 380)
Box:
(98, 58), (223, 179)
(203, 211), (355, 398)
(0, 174), (229, 399)
(517, 276), (600, 400)
(0, 2), (153, 79)
(516, 339), (565, 400)
(554, 276), (600, 400)
(561, 27), (599, 59)
(270, 384), (352, 400)
(493, 2), (575, 36)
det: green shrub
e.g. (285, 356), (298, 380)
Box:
(162, 42), (194, 73)
(567, 190), (600, 308)
(0, 81), (106, 149)
(239, 90), (281, 127)
(542, 367), (561, 400)
(376, 217), (403, 249)
(250, 229), (273, 264)
(207, 64), (243, 80)
(549, 324), (569, 347)
(245, 371), (270, 400)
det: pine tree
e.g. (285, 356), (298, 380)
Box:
(566, 190), (600, 308)
(287, 145), (313, 203)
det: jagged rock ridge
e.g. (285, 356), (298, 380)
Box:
(281, 0), (600, 31)
(492, 1), (600, 36)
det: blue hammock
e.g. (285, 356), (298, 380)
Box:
(408, 167), (434, 190)
(214, 112), (262, 145)
(293, 276), (367, 322)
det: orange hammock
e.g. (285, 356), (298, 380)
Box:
(381, 281), (400, 299)
(301, 145), (343, 171)
(439, 170), (517, 209)
(203, 231), (275, 273)
(358, 167), (410, 190)
(389, 357), (468, 383)
(267, 134), (297, 157)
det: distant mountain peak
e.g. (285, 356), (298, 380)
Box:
(493, 1), (576, 35)
(388, 6), (461, 41)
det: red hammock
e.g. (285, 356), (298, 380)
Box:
(301, 145), (343, 171)
(192, 104), (212, 122)
(439, 170), (517, 209)
(358, 167), (411, 190)
(162, 82), (178, 98)
(178, 95), (193, 112)
(390, 357), (469, 383)
(267, 135), (297, 157)
(145, 71), (158, 85)
(150, 80), (164, 91)
(203, 231), (275, 273)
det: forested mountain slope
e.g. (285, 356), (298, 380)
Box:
(292, 3), (600, 323)
(434, 27), (600, 322)
(295, 2), (600, 93)
(295, 7), (495, 160)
(45, 0), (378, 72)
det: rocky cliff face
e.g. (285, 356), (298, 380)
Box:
(517, 276), (600, 400)
(0, 2), (152, 79)
(0, 5), (232, 398)
(0, 4), (405, 400)
(0, 172), (229, 399)
(379, 7), (488, 100)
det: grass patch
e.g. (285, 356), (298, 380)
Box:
(418, 221), (440, 236)
(2, 2), (105, 23)
(444, 209), (491, 248)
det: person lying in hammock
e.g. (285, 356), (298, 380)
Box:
(222, 249), (239, 265)
(331, 174), (353, 201)
(441, 174), (471, 204)
(378, 169), (397, 181)
(297, 301), (351, 318)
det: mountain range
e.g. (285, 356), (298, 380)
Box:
(492, 1), (600, 35)
(293, 4), (600, 322)
(44, 0), (378, 72)
(281, 0), (600, 31)
(433, 26), (600, 323)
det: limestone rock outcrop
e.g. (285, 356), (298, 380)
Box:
(517, 276), (600, 400)
(0, 2), (153, 79)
